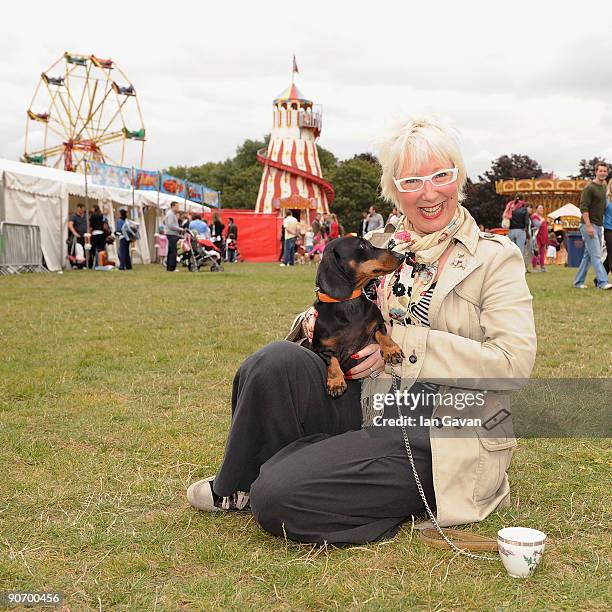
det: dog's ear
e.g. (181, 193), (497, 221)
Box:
(316, 238), (354, 300)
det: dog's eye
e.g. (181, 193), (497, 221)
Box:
(359, 242), (366, 249)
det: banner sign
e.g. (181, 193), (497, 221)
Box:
(84, 163), (219, 206)
(187, 182), (203, 203)
(160, 173), (186, 198)
(203, 188), (219, 207)
(86, 161), (132, 189)
(134, 169), (159, 191)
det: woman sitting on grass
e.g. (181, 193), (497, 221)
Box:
(187, 116), (536, 545)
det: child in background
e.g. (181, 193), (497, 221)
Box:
(226, 233), (238, 263)
(309, 231), (327, 264)
(295, 234), (306, 264)
(305, 228), (314, 255)
(546, 229), (559, 265)
(155, 226), (168, 266)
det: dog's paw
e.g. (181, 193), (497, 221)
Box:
(382, 345), (404, 365)
(327, 377), (348, 398)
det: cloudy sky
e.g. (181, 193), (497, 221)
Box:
(1, 0), (611, 182)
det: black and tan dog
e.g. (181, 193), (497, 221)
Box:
(312, 236), (405, 397)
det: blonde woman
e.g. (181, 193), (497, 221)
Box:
(187, 116), (536, 545)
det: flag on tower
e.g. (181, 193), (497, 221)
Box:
(292, 54), (299, 74)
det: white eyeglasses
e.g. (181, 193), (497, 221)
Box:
(393, 167), (459, 193)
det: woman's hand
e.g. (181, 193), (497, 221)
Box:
(345, 323), (392, 380)
(345, 344), (385, 380)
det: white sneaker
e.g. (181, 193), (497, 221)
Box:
(573, 284), (587, 289)
(279, 263), (285, 267)
(598, 283), (612, 290)
(186, 476), (250, 512)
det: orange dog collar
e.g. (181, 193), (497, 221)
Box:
(316, 289), (362, 303)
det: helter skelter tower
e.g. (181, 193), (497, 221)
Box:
(255, 74), (334, 222)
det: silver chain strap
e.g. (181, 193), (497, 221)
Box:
(389, 364), (498, 562)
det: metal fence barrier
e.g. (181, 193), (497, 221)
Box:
(0, 222), (47, 274)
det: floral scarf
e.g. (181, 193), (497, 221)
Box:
(379, 204), (468, 327)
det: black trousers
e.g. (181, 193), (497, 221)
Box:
(88, 234), (106, 268)
(214, 341), (435, 545)
(166, 235), (179, 271)
(118, 238), (132, 270)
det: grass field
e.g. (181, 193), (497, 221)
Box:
(0, 263), (610, 611)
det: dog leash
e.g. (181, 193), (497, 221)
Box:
(389, 364), (498, 561)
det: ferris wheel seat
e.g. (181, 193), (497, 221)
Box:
(64, 53), (88, 66)
(123, 127), (146, 140)
(27, 110), (49, 123)
(112, 82), (135, 96)
(42, 74), (65, 86)
(23, 154), (46, 165)
(90, 55), (113, 69)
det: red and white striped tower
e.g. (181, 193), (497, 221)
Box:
(255, 78), (334, 222)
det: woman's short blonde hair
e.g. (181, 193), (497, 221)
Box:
(378, 115), (467, 208)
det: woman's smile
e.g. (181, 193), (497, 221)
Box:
(417, 198), (447, 220)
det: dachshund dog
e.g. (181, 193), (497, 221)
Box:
(312, 236), (405, 397)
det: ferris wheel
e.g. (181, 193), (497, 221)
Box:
(23, 52), (145, 173)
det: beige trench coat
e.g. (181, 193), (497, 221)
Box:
(363, 213), (537, 526)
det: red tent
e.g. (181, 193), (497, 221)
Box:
(210, 209), (282, 262)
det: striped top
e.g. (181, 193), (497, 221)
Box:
(409, 283), (437, 327)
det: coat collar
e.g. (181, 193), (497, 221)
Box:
(451, 212), (480, 256)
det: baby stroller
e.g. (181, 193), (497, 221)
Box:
(66, 235), (86, 269)
(180, 231), (224, 272)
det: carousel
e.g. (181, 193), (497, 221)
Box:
(496, 177), (588, 229)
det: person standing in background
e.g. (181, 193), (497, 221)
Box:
(304, 227), (314, 256)
(329, 214), (340, 239)
(507, 199), (530, 272)
(164, 201), (181, 272)
(530, 204), (548, 272)
(189, 213), (210, 239)
(365, 205), (383, 232)
(88, 204), (106, 269)
(227, 217), (238, 241)
(211, 213), (226, 258)
(311, 213), (322, 237)
(68, 203), (87, 249)
(115, 208), (132, 271)
(386, 206), (400, 226)
(573, 162), (611, 289)
(281, 210), (298, 267)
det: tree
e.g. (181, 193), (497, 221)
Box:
(316, 144), (338, 175)
(166, 135), (270, 209)
(572, 157), (611, 181)
(327, 157), (387, 233)
(464, 154), (543, 229)
(351, 152), (379, 165)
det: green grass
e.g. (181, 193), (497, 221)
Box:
(0, 264), (610, 611)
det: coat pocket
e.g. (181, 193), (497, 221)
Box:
(473, 429), (517, 503)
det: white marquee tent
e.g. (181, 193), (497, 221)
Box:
(0, 158), (210, 271)
(547, 203), (582, 219)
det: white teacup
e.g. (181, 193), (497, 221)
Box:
(497, 527), (546, 578)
